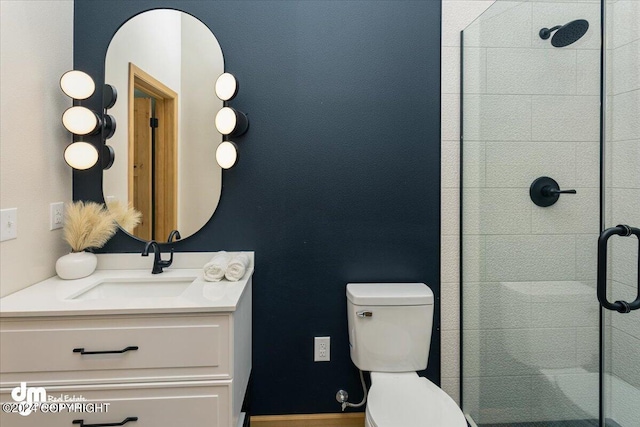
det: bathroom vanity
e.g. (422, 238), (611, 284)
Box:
(0, 253), (253, 427)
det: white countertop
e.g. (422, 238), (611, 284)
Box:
(0, 252), (253, 318)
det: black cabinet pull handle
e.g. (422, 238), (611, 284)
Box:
(597, 224), (640, 313)
(73, 346), (138, 355)
(72, 417), (138, 427)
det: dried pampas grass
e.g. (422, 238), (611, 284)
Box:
(106, 200), (142, 234)
(63, 201), (117, 252)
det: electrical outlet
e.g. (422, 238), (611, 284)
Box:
(0, 208), (18, 241)
(50, 202), (64, 230)
(314, 336), (330, 362)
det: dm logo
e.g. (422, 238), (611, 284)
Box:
(11, 382), (47, 416)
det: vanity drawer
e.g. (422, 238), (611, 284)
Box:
(0, 381), (231, 427)
(0, 315), (230, 379)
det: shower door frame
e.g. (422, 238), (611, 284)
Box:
(598, 0), (605, 424)
(459, 27), (466, 412)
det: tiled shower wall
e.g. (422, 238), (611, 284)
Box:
(605, 0), (640, 425)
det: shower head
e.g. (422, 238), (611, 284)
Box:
(539, 19), (589, 47)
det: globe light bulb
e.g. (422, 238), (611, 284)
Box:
(215, 73), (238, 101)
(215, 107), (238, 135)
(62, 106), (99, 135)
(216, 141), (238, 169)
(60, 70), (95, 100)
(64, 142), (99, 170)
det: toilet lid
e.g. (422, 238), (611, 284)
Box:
(367, 372), (467, 427)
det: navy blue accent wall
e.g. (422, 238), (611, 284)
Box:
(74, 0), (441, 415)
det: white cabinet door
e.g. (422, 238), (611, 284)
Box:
(0, 381), (231, 427)
(1, 315), (231, 382)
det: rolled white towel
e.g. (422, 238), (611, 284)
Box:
(225, 253), (250, 281)
(203, 251), (230, 282)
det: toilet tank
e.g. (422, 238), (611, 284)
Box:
(346, 283), (434, 372)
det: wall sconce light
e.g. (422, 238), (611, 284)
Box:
(59, 70), (117, 170)
(60, 70), (96, 100)
(62, 106), (101, 135)
(216, 141), (238, 169)
(64, 141), (99, 170)
(214, 73), (248, 169)
(215, 107), (249, 137)
(215, 73), (238, 101)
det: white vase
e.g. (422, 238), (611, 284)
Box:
(55, 252), (98, 280)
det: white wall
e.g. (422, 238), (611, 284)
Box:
(0, 1), (74, 297)
(178, 13), (223, 236)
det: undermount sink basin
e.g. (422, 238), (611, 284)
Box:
(70, 278), (196, 300)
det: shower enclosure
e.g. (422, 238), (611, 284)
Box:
(460, 1), (639, 426)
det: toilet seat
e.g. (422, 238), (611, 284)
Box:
(366, 372), (467, 427)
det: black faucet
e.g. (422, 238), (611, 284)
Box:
(167, 230), (181, 243)
(141, 240), (174, 274)
(141, 230), (182, 274)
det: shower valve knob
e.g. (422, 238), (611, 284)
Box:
(530, 176), (576, 207)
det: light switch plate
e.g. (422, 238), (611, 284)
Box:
(50, 202), (64, 230)
(0, 208), (18, 241)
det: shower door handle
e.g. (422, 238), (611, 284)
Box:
(597, 224), (640, 313)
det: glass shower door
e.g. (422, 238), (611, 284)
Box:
(460, 0), (639, 425)
(600, 1), (640, 426)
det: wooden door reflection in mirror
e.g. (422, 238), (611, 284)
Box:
(129, 63), (178, 240)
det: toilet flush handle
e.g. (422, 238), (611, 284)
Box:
(356, 310), (373, 318)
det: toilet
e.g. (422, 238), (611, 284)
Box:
(347, 283), (467, 427)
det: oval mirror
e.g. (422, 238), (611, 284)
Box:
(103, 9), (224, 241)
